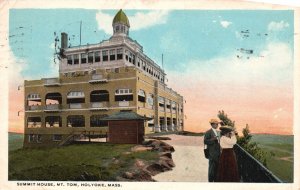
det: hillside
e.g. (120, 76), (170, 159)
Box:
(8, 132), (24, 151)
(250, 134), (294, 183)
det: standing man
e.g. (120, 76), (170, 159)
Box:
(204, 119), (221, 182)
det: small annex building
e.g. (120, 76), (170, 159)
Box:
(102, 111), (151, 144)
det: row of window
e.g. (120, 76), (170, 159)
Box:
(27, 115), (183, 129)
(27, 115), (109, 128)
(66, 47), (164, 82)
(27, 90), (183, 111)
(67, 48), (123, 65)
(28, 134), (65, 142)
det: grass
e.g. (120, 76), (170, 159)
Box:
(251, 134), (294, 183)
(9, 143), (159, 181)
(9, 133), (24, 151)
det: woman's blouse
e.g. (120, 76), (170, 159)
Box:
(220, 135), (237, 148)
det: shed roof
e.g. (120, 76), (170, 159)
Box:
(101, 111), (152, 121)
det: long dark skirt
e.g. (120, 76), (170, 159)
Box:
(216, 148), (240, 182)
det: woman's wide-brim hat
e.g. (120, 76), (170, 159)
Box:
(219, 125), (234, 131)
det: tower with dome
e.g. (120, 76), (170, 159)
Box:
(23, 9), (184, 147)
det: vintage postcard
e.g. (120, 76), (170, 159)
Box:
(0, 0), (299, 190)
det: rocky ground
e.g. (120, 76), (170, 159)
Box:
(115, 139), (176, 181)
(115, 134), (208, 182)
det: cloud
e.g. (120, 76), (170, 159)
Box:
(166, 42), (293, 134)
(220, 20), (232, 28)
(268, 20), (289, 31)
(96, 10), (170, 35)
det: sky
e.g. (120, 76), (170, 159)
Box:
(7, 9), (294, 135)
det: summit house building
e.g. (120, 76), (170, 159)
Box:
(23, 9), (184, 147)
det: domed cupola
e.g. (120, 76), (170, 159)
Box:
(112, 9), (130, 36)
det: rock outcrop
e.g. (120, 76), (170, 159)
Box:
(119, 139), (175, 181)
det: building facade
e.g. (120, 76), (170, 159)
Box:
(23, 9), (184, 147)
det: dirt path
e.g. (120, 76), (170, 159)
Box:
(152, 134), (208, 182)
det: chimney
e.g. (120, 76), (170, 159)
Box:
(61, 32), (68, 49)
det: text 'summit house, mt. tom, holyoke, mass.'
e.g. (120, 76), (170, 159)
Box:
(23, 9), (185, 147)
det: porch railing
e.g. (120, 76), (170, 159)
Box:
(234, 144), (282, 183)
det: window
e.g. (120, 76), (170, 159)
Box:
(117, 48), (123, 60)
(67, 55), (73, 65)
(115, 88), (133, 101)
(125, 50), (129, 61)
(115, 68), (119, 73)
(116, 25), (119, 32)
(129, 52), (132, 63)
(53, 134), (62, 141)
(67, 91), (85, 104)
(67, 115), (85, 127)
(46, 116), (62, 128)
(36, 135), (42, 143)
(88, 52), (94, 63)
(110, 49), (116, 61)
(95, 51), (100, 62)
(90, 90), (109, 102)
(29, 134), (35, 142)
(27, 93), (41, 100)
(81, 53), (87, 64)
(147, 93), (154, 107)
(102, 50), (108, 61)
(90, 115), (108, 127)
(74, 54), (79, 64)
(137, 57), (140, 67)
(132, 54), (136, 65)
(158, 96), (165, 111)
(28, 134), (42, 143)
(27, 117), (42, 128)
(172, 102), (177, 111)
(166, 100), (171, 111)
(143, 61), (146, 70)
(138, 89), (146, 102)
(46, 92), (62, 105)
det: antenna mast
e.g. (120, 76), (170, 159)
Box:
(80, 21), (82, 45)
(162, 53), (164, 70)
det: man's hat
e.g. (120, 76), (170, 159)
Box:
(209, 119), (220, 124)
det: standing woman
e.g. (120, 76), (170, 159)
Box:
(217, 125), (240, 182)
